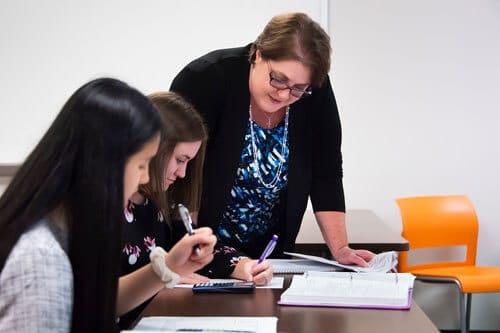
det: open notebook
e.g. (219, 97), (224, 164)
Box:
(278, 271), (415, 310)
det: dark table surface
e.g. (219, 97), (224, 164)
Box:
(137, 275), (438, 333)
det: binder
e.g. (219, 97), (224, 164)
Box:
(278, 271), (415, 310)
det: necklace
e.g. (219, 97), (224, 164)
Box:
(255, 107), (284, 129)
(262, 111), (274, 128)
(249, 104), (289, 189)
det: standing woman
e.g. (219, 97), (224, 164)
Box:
(171, 13), (375, 264)
(0, 78), (216, 332)
(118, 92), (271, 330)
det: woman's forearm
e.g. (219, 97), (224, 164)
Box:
(116, 263), (166, 316)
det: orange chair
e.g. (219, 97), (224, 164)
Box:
(396, 195), (500, 333)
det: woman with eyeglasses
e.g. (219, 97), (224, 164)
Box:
(170, 13), (375, 270)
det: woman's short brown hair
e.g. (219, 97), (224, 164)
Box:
(249, 12), (331, 87)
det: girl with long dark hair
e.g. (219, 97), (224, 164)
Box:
(0, 78), (216, 332)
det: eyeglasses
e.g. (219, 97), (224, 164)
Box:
(267, 61), (312, 99)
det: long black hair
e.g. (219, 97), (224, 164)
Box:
(0, 78), (161, 332)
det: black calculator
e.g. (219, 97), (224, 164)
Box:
(192, 281), (256, 294)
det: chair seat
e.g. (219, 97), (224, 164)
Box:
(412, 266), (500, 293)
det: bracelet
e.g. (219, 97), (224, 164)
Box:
(149, 246), (180, 288)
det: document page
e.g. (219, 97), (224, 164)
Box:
(283, 251), (398, 273)
(269, 259), (342, 274)
(131, 316), (278, 333)
(175, 277), (284, 289)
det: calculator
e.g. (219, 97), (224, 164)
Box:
(192, 281), (256, 294)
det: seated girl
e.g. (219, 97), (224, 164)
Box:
(0, 78), (216, 332)
(118, 92), (273, 329)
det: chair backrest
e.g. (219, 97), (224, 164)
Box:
(396, 195), (478, 272)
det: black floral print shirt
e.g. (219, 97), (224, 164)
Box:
(118, 198), (246, 329)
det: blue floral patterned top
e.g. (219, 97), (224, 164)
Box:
(218, 117), (289, 247)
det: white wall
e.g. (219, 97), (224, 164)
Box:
(329, 0), (500, 330)
(0, 0), (325, 164)
(1, 0), (500, 330)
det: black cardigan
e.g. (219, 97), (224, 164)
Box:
(171, 44), (345, 257)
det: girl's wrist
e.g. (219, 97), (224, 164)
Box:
(150, 247), (180, 288)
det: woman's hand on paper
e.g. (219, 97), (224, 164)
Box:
(165, 227), (216, 276)
(231, 258), (273, 286)
(334, 247), (375, 268)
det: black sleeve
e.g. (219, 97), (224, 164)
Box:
(310, 75), (346, 212)
(196, 242), (248, 278)
(169, 219), (188, 246)
(170, 60), (225, 138)
(170, 217), (248, 278)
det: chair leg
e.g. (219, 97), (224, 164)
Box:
(458, 291), (467, 333)
(465, 293), (471, 333)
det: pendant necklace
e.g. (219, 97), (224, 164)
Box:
(249, 103), (289, 189)
(262, 111), (273, 128)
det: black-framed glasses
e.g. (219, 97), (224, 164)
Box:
(267, 61), (312, 99)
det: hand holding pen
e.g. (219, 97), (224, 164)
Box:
(178, 203), (201, 255)
(164, 225), (216, 278)
(227, 235), (276, 285)
(249, 235), (278, 285)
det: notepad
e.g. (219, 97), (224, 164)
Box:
(129, 316), (278, 333)
(174, 277), (284, 289)
(284, 251), (398, 273)
(270, 259), (342, 274)
(271, 251), (398, 274)
(278, 271), (415, 310)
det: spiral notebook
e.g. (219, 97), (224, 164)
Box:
(278, 271), (415, 310)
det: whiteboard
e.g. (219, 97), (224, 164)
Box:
(0, 0), (325, 164)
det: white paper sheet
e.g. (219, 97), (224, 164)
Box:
(283, 251), (398, 273)
(175, 277), (284, 289)
(270, 259), (341, 274)
(128, 316), (278, 333)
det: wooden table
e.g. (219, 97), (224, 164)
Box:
(137, 276), (438, 333)
(295, 209), (409, 256)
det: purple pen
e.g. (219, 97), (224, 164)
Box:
(258, 234), (278, 264)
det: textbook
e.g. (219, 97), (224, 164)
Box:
(278, 271), (415, 310)
(270, 251), (398, 274)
